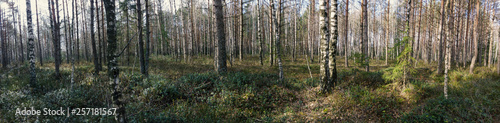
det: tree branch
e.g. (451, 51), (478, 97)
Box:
(116, 31), (138, 57)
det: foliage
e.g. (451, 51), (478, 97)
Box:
(400, 97), (492, 122)
(385, 36), (416, 84)
(1, 56), (500, 122)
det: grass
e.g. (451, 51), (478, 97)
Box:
(1, 55), (499, 122)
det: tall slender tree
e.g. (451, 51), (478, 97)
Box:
(239, 0), (244, 61)
(101, 0), (106, 64)
(269, 0), (274, 66)
(26, 0), (36, 87)
(36, 0), (42, 66)
(63, 0), (69, 64)
(319, 0), (330, 88)
(275, 0), (284, 81)
(50, 0), (62, 77)
(0, 9), (5, 69)
(102, 0), (126, 122)
(470, 0), (480, 74)
(444, 0), (454, 99)
(464, 0), (472, 67)
(437, 0), (446, 74)
(145, 0), (150, 77)
(361, 0), (369, 71)
(189, 0), (195, 62)
(96, 0), (102, 69)
(214, 0), (227, 73)
(90, 0), (99, 74)
(385, 0), (390, 66)
(498, 28), (500, 73)
(137, 0), (146, 76)
(74, 0), (79, 62)
(416, 0), (423, 61)
(258, 0), (263, 65)
(326, 0), (338, 92)
(427, 0), (433, 64)
(309, 0), (315, 63)
(488, 4), (495, 67)
(344, 0), (349, 67)
(17, 7), (25, 63)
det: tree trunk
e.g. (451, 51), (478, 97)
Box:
(488, 4), (495, 67)
(470, 0), (480, 74)
(2, 9), (7, 69)
(239, 0), (243, 61)
(327, 0), (339, 92)
(437, 0), (446, 74)
(464, 0), (471, 67)
(269, 0), (274, 66)
(36, 0), (43, 66)
(362, 0), (369, 72)
(145, 0), (150, 77)
(275, 0), (284, 81)
(189, 0), (195, 62)
(385, 0), (389, 66)
(427, 0), (434, 64)
(258, 0), (263, 66)
(96, 0), (103, 70)
(63, 0), (69, 64)
(26, 0), (37, 86)
(90, 0), (99, 75)
(101, 0), (106, 65)
(319, 0), (330, 88)
(74, 0), (79, 62)
(124, 1), (130, 66)
(293, 0), (297, 62)
(50, 0), (62, 77)
(214, 0), (227, 73)
(309, 0), (315, 63)
(102, 0), (126, 122)
(416, 0), (423, 61)
(18, 11), (25, 63)
(83, 0), (89, 62)
(137, 0), (146, 76)
(444, 0), (454, 99)
(345, 0), (349, 67)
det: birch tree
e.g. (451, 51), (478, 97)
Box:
(444, 0), (454, 99)
(274, 0), (284, 81)
(326, 0), (338, 92)
(319, 0), (330, 89)
(26, 0), (36, 87)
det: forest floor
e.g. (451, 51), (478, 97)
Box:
(1, 55), (499, 122)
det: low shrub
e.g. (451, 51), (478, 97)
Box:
(400, 97), (492, 122)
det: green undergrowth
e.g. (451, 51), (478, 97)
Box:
(125, 71), (306, 122)
(1, 56), (499, 122)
